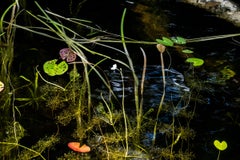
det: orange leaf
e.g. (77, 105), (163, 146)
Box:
(68, 142), (91, 153)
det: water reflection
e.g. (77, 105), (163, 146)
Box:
(93, 65), (190, 107)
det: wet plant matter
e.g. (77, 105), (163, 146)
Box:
(1, 1), (240, 159)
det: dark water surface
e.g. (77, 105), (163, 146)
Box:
(86, 1), (240, 159)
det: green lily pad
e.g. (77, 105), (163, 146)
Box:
(214, 140), (228, 151)
(43, 59), (68, 76)
(171, 36), (186, 45)
(182, 49), (194, 54)
(186, 57), (204, 67)
(55, 61), (68, 75)
(156, 37), (174, 47)
(43, 59), (58, 76)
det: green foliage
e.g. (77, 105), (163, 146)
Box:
(182, 49), (194, 54)
(220, 66), (236, 80)
(156, 36), (205, 67)
(18, 135), (59, 160)
(0, 122), (25, 159)
(15, 73), (46, 108)
(214, 140), (227, 160)
(156, 36), (187, 46)
(5, 1), (240, 159)
(156, 37), (174, 46)
(43, 59), (68, 76)
(214, 140), (228, 151)
(171, 36), (187, 45)
(186, 58), (204, 67)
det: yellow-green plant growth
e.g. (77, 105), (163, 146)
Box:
(214, 139), (228, 160)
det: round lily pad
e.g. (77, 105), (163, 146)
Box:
(43, 59), (68, 76)
(43, 59), (58, 76)
(186, 57), (204, 67)
(59, 48), (77, 62)
(55, 61), (69, 75)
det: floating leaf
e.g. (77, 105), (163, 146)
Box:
(68, 142), (91, 153)
(182, 49), (194, 54)
(214, 140), (228, 151)
(43, 59), (58, 76)
(59, 48), (77, 62)
(156, 37), (174, 47)
(186, 57), (204, 67)
(171, 36), (186, 45)
(55, 61), (68, 75)
(43, 59), (68, 76)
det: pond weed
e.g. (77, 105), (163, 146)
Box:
(0, 4), (195, 159)
(2, 1), (240, 159)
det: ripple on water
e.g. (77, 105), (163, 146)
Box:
(92, 65), (190, 109)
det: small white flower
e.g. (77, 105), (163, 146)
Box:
(111, 64), (117, 71)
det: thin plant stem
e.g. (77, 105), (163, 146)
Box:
(217, 150), (221, 160)
(170, 116), (175, 159)
(100, 93), (123, 142)
(119, 68), (129, 157)
(139, 47), (147, 131)
(36, 66), (66, 91)
(152, 44), (166, 146)
(43, 8), (240, 44)
(120, 8), (141, 139)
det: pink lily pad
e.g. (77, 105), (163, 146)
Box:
(59, 48), (77, 62)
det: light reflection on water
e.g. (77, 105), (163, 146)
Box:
(93, 65), (190, 108)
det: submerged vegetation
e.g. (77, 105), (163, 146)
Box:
(0, 1), (239, 159)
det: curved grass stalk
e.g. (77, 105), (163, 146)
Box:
(0, 1), (18, 87)
(120, 8), (142, 139)
(118, 68), (129, 157)
(187, 33), (240, 43)
(44, 9), (240, 45)
(139, 47), (147, 129)
(36, 66), (66, 91)
(88, 33), (240, 44)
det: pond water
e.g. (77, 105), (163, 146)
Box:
(3, 0), (240, 159)
(87, 1), (240, 159)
